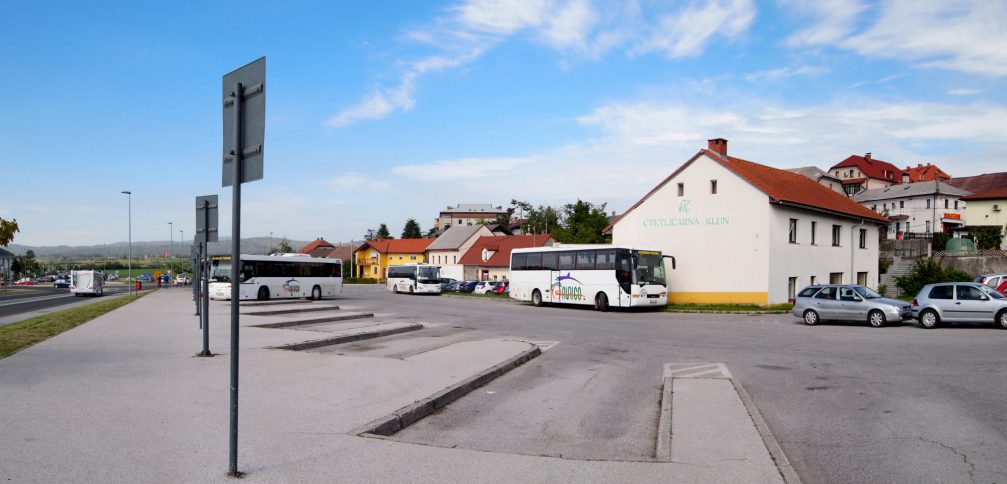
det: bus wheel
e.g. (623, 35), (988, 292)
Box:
(393, 285), (398, 294)
(531, 289), (543, 307)
(595, 293), (609, 312)
(312, 286), (321, 301)
(408, 286), (414, 295)
(257, 287), (269, 301)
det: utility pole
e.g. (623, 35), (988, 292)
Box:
(121, 190), (132, 294)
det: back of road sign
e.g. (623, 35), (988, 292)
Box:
(222, 57), (265, 187)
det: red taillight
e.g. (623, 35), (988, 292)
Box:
(912, 299), (919, 307)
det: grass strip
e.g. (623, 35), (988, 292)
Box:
(665, 303), (792, 313)
(0, 291), (151, 359)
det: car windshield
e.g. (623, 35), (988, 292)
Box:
(633, 251), (666, 286)
(978, 285), (1006, 299)
(853, 286), (883, 299)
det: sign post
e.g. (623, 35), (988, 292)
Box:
(191, 244), (200, 317)
(221, 57), (265, 478)
(195, 194), (218, 357)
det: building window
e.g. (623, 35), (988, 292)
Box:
(900, 200), (904, 209)
(789, 219), (798, 244)
(710, 180), (717, 194)
(859, 228), (867, 249)
(883, 203), (887, 210)
(677, 183), (684, 196)
(926, 221), (931, 233)
(788, 277), (797, 302)
(830, 272), (843, 284)
(954, 200), (958, 209)
(926, 199), (931, 209)
(857, 272), (868, 286)
(832, 225), (841, 246)
(944, 199), (949, 209)
(410, 255), (417, 260)
(872, 205), (877, 211)
(810, 275), (817, 285)
(372, 267), (378, 275)
(811, 221), (817, 244)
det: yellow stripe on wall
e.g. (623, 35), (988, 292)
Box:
(667, 292), (769, 305)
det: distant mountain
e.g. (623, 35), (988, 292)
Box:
(6, 237), (314, 259)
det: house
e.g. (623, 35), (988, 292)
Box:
(325, 244), (355, 272)
(852, 181), (970, 238)
(435, 204), (507, 231)
(297, 238), (337, 258)
(902, 163), (950, 183)
(457, 234), (554, 282)
(354, 238), (435, 280)
(425, 225), (496, 280)
(948, 172), (1007, 193)
(787, 166), (845, 194)
(960, 187), (1007, 249)
(610, 138), (888, 305)
(828, 153), (903, 196)
(0, 247), (13, 284)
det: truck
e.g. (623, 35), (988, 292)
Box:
(70, 270), (104, 296)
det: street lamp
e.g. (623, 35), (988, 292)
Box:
(121, 190), (132, 295)
(168, 221), (173, 278)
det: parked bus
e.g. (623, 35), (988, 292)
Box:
(70, 270), (104, 296)
(209, 254), (343, 301)
(387, 264), (442, 295)
(509, 245), (674, 311)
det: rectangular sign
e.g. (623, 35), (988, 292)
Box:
(222, 57), (266, 187)
(196, 194), (219, 243)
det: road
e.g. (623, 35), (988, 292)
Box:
(328, 286), (1006, 483)
(0, 284), (134, 327)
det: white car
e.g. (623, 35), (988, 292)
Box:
(174, 274), (190, 286)
(473, 281), (498, 294)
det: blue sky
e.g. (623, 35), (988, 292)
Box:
(2, 0), (1005, 246)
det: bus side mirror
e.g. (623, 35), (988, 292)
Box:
(663, 255), (676, 270)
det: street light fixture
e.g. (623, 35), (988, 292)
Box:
(121, 190), (132, 295)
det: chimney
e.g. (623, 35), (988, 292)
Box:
(918, 163), (922, 169)
(708, 138), (728, 157)
(865, 152), (872, 162)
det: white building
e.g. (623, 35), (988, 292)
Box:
(425, 225), (496, 280)
(435, 204), (507, 231)
(852, 181), (970, 238)
(610, 139), (889, 305)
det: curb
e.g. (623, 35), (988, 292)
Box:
(243, 305), (341, 316)
(241, 299), (314, 307)
(269, 323), (423, 351)
(732, 378), (801, 484)
(655, 376), (673, 461)
(354, 344), (542, 437)
(252, 312), (374, 329)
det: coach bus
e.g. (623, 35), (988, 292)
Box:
(509, 245), (674, 311)
(387, 264), (442, 295)
(209, 254), (343, 301)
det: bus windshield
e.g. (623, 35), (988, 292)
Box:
(633, 251), (666, 286)
(417, 266), (440, 283)
(212, 264), (233, 283)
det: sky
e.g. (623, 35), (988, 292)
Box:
(2, 0), (1006, 247)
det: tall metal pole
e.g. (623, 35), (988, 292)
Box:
(122, 191), (132, 295)
(201, 200), (211, 357)
(228, 81), (243, 477)
(168, 221), (173, 279)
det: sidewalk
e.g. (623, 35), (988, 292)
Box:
(0, 289), (784, 483)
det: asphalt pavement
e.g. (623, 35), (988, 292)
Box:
(0, 284), (132, 327)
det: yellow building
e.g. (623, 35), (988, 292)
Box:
(354, 238), (435, 280)
(961, 188), (1007, 249)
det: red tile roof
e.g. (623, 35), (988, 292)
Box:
(607, 147), (888, 231)
(948, 172), (1007, 194)
(831, 154), (902, 183)
(297, 238), (336, 257)
(325, 245), (354, 262)
(457, 235), (554, 267)
(961, 187), (1007, 201)
(903, 163), (950, 182)
(356, 238), (435, 254)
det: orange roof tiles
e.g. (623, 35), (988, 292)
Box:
(831, 154), (902, 183)
(356, 238), (435, 254)
(961, 187), (1007, 201)
(903, 163), (950, 182)
(457, 235), (554, 267)
(298, 238), (336, 256)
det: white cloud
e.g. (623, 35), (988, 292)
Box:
(947, 88), (982, 96)
(635, 0), (756, 58)
(391, 156), (536, 182)
(744, 65), (828, 82)
(783, 0), (867, 47)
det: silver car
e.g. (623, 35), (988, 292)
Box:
(912, 282), (1007, 329)
(793, 284), (912, 327)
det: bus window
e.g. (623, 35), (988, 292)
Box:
(596, 250), (615, 270)
(240, 262), (255, 282)
(576, 251), (596, 270)
(542, 252), (558, 271)
(558, 252), (575, 271)
(525, 253), (542, 271)
(511, 253), (527, 271)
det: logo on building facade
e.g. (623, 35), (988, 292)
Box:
(678, 199), (691, 213)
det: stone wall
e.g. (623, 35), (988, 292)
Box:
(938, 255), (1007, 277)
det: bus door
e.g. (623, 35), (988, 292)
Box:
(615, 249), (633, 307)
(538, 252), (558, 303)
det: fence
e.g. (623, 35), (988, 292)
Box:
(933, 250), (1007, 257)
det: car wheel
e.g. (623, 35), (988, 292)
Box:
(257, 287), (269, 301)
(532, 289), (543, 307)
(997, 309), (1007, 330)
(595, 292), (609, 312)
(312, 286), (321, 301)
(868, 309), (886, 328)
(803, 309), (819, 326)
(919, 309), (940, 329)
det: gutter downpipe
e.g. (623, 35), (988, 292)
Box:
(852, 219), (864, 285)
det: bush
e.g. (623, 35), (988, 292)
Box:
(972, 226), (1003, 250)
(932, 232), (951, 251)
(895, 258), (972, 297)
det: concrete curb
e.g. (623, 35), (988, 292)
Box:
(243, 305), (341, 316)
(732, 378), (802, 484)
(252, 312), (375, 329)
(240, 299), (314, 307)
(354, 344), (542, 437)
(269, 323), (423, 351)
(655, 376), (673, 460)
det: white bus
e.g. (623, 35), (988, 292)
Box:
(509, 245), (674, 311)
(70, 270), (104, 296)
(387, 264), (442, 295)
(209, 254), (343, 301)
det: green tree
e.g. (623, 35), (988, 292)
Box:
(364, 228), (377, 241)
(511, 200), (559, 235)
(554, 200), (611, 244)
(268, 238), (294, 254)
(401, 218), (423, 239)
(0, 217), (18, 246)
(376, 224), (392, 239)
(972, 226), (1003, 250)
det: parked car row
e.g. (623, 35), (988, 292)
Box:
(793, 282), (1007, 329)
(441, 280), (509, 295)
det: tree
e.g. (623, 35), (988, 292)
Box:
(401, 218), (423, 239)
(376, 224), (392, 239)
(424, 227), (438, 238)
(0, 217), (18, 246)
(972, 226), (1003, 250)
(364, 229), (377, 241)
(511, 200), (559, 236)
(268, 238), (294, 254)
(555, 200), (611, 244)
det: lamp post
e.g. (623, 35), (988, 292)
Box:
(121, 191), (132, 294)
(168, 221), (173, 278)
(180, 229), (184, 256)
